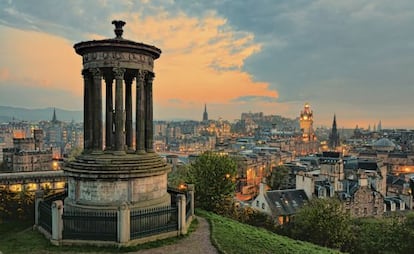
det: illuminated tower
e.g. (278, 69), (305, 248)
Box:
(299, 103), (314, 141)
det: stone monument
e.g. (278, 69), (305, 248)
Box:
(64, 20), (171, 211)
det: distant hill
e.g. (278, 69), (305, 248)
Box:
(0, 106), (83, 123)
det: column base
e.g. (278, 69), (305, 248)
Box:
(91, 150), (104, 155)
(136, 150), (146, 155)
(113, 150), (126, 156)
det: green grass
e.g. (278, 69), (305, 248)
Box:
(0, 218), (199, 254)
(197, 210), (342, 254)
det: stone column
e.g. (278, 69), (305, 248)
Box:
(176, 194), (187, 235)
(91, 68), (103, 152)
(105, 74), (114, 150)
(113, 67), (126, 152)
(187, 184), (195, 217)
(51, 200), (63, 242)
(34, 190), (44, 226)
(125, 74), (134, 151)
(82, 69), (93, 151)
(145, 73), (154, 152)
(135, 70), (146, 154)
(117, 203), (130, 243)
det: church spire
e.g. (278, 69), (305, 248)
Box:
(332, 114), (337, 130)
(52, 108), (58, 123)
(329, 114), (340, 150)
(202, 104), (208, 122)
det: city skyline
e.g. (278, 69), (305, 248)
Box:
(1, 1), (414, 128)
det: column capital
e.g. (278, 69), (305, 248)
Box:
(90, 68), (102, 79)
(124, 72), (135, 84)
(137, 69), (147, 83)
(113, 67), (126, 80)
(103, 70), (114, 83)
(146, 72), (154, 83)
(81, 69), (91, 79)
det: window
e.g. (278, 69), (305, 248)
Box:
(262, 203), (265, 209)
(256, 200), (259, 207)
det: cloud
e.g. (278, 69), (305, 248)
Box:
(0, 25), (82, 95)
(2, 1), (414, 127)
(111, 11), (278, 119)
(232, 96), (277, 103)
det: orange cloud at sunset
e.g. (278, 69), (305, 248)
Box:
(0, 25), (82, 96)
(112, 11), (279, 118)
(0, 10), (281, 120)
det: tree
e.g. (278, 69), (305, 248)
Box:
(351, 216), (406, 254)
(292, 198), (352, 250)
(266, 165), (290, 190)
(187, 151), (237, 212)
(168, 164), (190, 189)
(67, 146), (83, 161)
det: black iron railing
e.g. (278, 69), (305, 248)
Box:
(38, 201), (52, 234)
(62, 210), (117, 241)
(186, 191), (192, 221)
(130, 206), (178, 239)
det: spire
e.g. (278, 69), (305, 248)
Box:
(52, 108), (57, 123)
(329, 114), (340, 150)
(332, 114), (337, 130)
(202, 103), (208, 122)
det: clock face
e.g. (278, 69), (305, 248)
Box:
(303, 116), (308, 120)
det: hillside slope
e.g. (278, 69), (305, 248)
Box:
(199, 210), (341, 254)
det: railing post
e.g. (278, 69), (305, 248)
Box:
(176, 194), (187, 235)
(117, 202), (130, 243)
(51, 200), (63, 242)
(187, 184), (195, 217)
(34, 190), (44, 226)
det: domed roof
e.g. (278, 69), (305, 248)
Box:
(372, 138), (395, 151)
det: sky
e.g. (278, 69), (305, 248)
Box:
(1, 0), (414, 129)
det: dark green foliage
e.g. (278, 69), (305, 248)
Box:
(350, 214), (414, 254)
(187, 151), (237, 212)
(400, 212), (414, 254)
(266, 165), (290, 190)
(67, 146), (83, 161)
(291, 198), (352, 250)
(213, 196), (271, 228)
(0, 189), (34, 222)
(167, 164), (190, 188)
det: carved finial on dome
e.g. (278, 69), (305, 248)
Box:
(112, 20), (126, 39)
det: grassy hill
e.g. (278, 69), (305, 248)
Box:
(199, 210), (341, 254)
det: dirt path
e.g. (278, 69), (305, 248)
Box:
(128, 217), (218, 254)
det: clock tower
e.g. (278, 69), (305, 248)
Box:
(299, 103), (315, 142)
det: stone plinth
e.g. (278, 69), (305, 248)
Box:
(63, 152), (171, 211)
